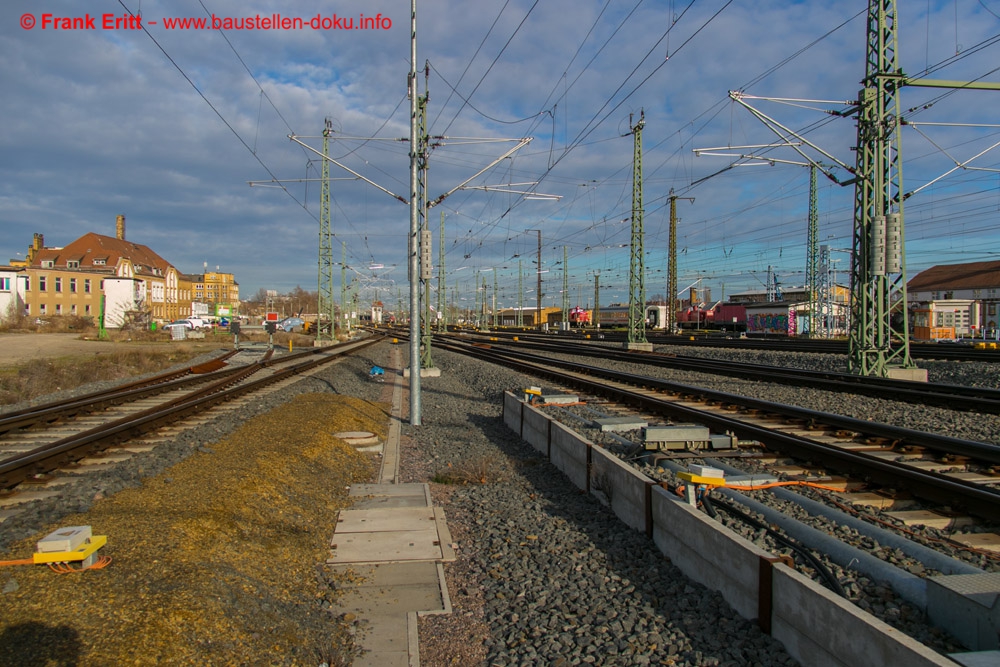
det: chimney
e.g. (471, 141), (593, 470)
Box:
(25, 233), (44, 264)
(116, 214), (126, 240)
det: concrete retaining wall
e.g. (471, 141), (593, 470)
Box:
(590, 445), (652, 535)
(550, 420), (590, 490)
(651, 485), (764, 621)
(503, 391), (522, 436)
(771, 565), (951, 667)
(502, 391), (954, 667)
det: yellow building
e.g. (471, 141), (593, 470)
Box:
(187, 270), (240, 314)
(20, 216), (193, 325)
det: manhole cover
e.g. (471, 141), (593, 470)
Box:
(333, 431), (380, 447)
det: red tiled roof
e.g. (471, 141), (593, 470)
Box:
(31, 232), (174, 276)
(907, 260), (1000, 292)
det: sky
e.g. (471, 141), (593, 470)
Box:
(3, 0), (1000, 312)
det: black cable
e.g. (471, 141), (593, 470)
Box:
(702, 489), (847, 599)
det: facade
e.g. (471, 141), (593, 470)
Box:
(496, 307), (562, 327)
(907, 260), (1000, 338)
(17, 217), (194, 327)
(187, 271), (240, 316)
(0, 266), (28, 321)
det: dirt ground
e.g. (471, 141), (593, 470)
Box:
(0, 333), (222, 368)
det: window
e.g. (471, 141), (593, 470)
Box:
(84, 279), (91, 294)
(85, 305), (91, 315)
(55, 304), (61, 314)
(67, 260), (79, 269)
(0, 277), (9, 291)
(69, 278), (77, 293)
(39, 304), (46, 314)
(71, 304), (77, 314)
(38, 276), (47, 291)
(94, 259), (106, 266)
(55, 277), (62, 293)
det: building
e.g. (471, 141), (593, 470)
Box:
(907, 260), (1000, 338)
(186, 270), (240, 318)
(17, 216), (194, 326)
(0, 266), (28, 322)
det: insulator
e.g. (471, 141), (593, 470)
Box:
(885, 212), (902, 273)
(870, 215), (887, 276)
(420, 229), (433, 281)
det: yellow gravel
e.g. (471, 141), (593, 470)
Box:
(0, 393), (384, 665)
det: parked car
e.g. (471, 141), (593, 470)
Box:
(163, 319), (204, 331)
(278, 316), (305, 332)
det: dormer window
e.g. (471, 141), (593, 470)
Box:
(41, 260), (54, 268)
(94, 259), (106, 266)
(67, 260), (79, 269)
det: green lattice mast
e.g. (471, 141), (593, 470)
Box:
(627, 110), (647, 345)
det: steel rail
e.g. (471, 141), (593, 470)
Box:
(0, 350), (246, 434)
(0, 337), (381, 490)
(470, 327), (1000, 362)
(452, 334), (1000, 413)
(433, 338), (1000, 521)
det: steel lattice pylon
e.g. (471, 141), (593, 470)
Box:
(627, 111), (647, 344)
(848, 0), (914, 375)
(317, 119), (335, 341)
(806, 165), (819, 337)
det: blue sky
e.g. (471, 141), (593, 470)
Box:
(3, 0), (1000, 311)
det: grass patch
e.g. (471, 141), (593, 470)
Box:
(432, 455), (506, 485)
(0, 347), (216, 406)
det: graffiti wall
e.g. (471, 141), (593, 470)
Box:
(747, 312), (789, 335)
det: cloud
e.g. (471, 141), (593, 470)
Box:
(2, 0), (999, 306)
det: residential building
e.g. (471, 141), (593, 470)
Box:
(907, 260), (1000, 338)
(186, 270), (240, 318)
(0, 266), (28, 322)
(18, 216), (193, 326)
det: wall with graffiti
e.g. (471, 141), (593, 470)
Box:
(747, 311), (790, 335)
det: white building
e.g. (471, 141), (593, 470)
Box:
(0, 267), (28, 322)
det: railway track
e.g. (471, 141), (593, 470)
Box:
(0, 336), (381, 511)
(430, 335), (1000, 521)
(416, 337), (1000, 655)
(444, 331), (1000, 413)
(463, 326), (1000, 362)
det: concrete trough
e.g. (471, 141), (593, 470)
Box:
(590, 446), (652, 535)
(503, 392), (961, 667)
(521, 402), (551, 456)
(549, 420), (590, 491)
(771, 565), (953, 667)
(503, 391), (523, 436)
(926, 573), (1000, 651)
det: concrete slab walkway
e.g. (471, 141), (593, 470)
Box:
(327, 345), (452, 667)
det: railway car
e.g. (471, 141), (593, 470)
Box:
(568, 307), (591, 327)
(591, 304), (669, 330)
(676, 303), (748, 332)
(712, 303), (747, 332)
